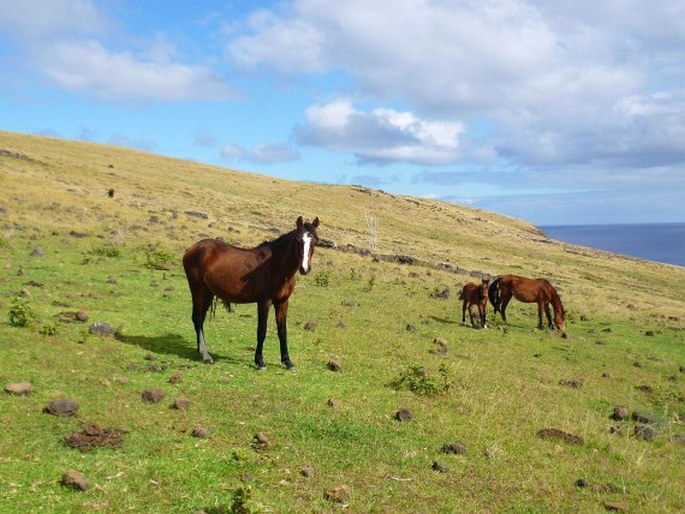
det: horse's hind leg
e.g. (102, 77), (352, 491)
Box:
(191, 289), (214, 363)
(461, 299), (467, 324)
(536, 301), (546, 330)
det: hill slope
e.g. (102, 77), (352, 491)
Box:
(1, 131), (684, 513)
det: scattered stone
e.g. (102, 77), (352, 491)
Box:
(603, 501), (627, 511)
(671, 434), (685, 445)
(113, 377), (128, 385)
(192, 427), (211, 439)
(575, 479), (588, 488)
(75, 310), (89, 322)
(327, 360), (341, 372)
(610, 406), (629, 421)
(253, 432), (271, 450)
(144, 353), (157, 361)
(61, 470), (89, 491)
(324, 485), (350, 503)
(441, 442), (467, 455)
(168, 372), (183, 384)
(406, 324), (416, 332)
(431, 337), (448, 355)
(89, 321), (117, 336)
(536, 428), (583, 445)
(632, 412), (661, 425)
(327, 398), (340, 410)
(146, 364), (162, 373)
(300, 466), (315, 478)
(431, 461), (449, 473)
(633, 361), (642, 368)
(394, 408), (413, 422)
(44, 399), (79, 417)
(559, 378), (583, 389)
(634, 424), (656, 441)
(30, 247), (45, 257)
(172, 396), (191, 410)
(645, 331), (655, 337)
(580, 315), (591, 322)
(65, 424), (124, 452)
(141, 389), (166, 404)
(4, 382), (32, 396)
(635, 384), (653, 393)
(561, 332), (569, 339)
(430, 287), (450, 300)
(240, 473), (253, 483)
(303, 320), (317, 332)
(602, 372), (611, 378)
(609, 425), (626, 437)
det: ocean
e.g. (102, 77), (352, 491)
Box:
(538, 223), (685, 267)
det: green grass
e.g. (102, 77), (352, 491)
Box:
(1, 131), (684, 513)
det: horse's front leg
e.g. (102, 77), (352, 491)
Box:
(274, 300), (294, 369)
(536, 301), (545, 330)
(480, 302), (487, 328)
(254, 300), (271, 369)
(544, 303), (554, 329)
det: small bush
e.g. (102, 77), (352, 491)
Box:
(91, 245), (122, 258)
(313, 271), (330, 287)
(8, 296), (36, 327)
(229, 485), (261, 514)
(391, 363), (452, 397)
(39, 322), (59, 336)
(144, 248), (175, 270)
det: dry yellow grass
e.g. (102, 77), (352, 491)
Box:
(2, 129), (683, 326)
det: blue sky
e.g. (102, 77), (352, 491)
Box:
(1, 0), (684, 226)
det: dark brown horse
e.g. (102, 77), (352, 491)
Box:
(488, 274), (565, 331)
(182, 216), (320, 368)
(459, 278), (490, 328)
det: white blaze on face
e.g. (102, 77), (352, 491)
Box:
(301, 232), (313, 272)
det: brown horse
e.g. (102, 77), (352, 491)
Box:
(488, 274), (565, 331)
(459, 278), (490, 328)
(182, 216), (320, 368)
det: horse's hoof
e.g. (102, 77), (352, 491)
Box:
(283, 361), (295, 370)
(256, 365), (267, 372)
(202, 356), (214, 364)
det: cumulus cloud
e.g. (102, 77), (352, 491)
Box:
(225, 0), (685, 171)
(0, 0), (236, 102)
(296, 100), (465, 165)
(35, 40), (236, 102)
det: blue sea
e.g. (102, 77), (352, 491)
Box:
(539, 223), (685, 267)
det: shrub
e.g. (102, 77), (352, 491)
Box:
(144, 248), (175, 270)
(8, 295), (36, 327)
(91, 245), (122, 258)
(313, 271), (330, 287)
(39, 322), (59, 336)
(390, 363), (452, 397)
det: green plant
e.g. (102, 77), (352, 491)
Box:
(144, 248), (175, 270)
(229, 486), (261, 514)
(91, 245), (122, 258)
(8, 295), (35, 327)
(390, 363), (452, 397)
(39, 322), (58, 336)
(313, 271), (330, 287)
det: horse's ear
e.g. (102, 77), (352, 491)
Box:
(296, 216), (304, 229)
(312, 217), (320, 228)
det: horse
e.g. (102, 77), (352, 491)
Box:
(488, 274), (565, 331)
(459, 278), (490, 328)
(182, 216), (320, 368)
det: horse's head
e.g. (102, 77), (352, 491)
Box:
(295, 216), (320, 275)
(554, 310), (566, 331)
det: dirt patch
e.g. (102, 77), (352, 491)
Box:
(537, 428), (583, 445)
(65, 424), (123, 452)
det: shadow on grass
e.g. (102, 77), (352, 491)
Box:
(429, 315), (458, 324)
(115, 331), (241, 365)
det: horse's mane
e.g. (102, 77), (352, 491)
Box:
(260, 228), (297, 252)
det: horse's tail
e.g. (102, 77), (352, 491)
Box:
(488, 277), (502, 315)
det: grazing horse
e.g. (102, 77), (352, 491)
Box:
(182, 216), (320, 368)
(459, 278), (490, 328)
(488, 274), (565, 331)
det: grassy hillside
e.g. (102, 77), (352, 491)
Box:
(1, 131), (683, 513)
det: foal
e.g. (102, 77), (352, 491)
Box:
(459, 278), (490, 328)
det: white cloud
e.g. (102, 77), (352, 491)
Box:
(36, 40), (236, 101)
(0, 0), (108, 40)
(297, 100), (465, 165)
(226, 0), (685, 170)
